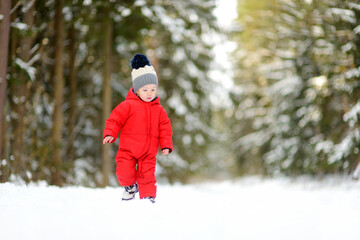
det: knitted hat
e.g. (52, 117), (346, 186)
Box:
(131, 54), (158, 92)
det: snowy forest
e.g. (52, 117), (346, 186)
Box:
(1, 0), (360, 188)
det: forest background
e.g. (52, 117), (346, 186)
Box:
(0, 0), (359, 187)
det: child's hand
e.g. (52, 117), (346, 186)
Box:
(162, 149), (170, 155)
(103, 136), (114, 144)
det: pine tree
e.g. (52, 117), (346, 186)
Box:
(231, 0), (360, 177)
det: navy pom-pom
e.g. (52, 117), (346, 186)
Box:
(131, 54), (151, 69)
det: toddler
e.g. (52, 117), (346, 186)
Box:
(103, 54), (173, 203)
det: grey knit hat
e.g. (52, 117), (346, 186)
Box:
(130, 54), (158, 92)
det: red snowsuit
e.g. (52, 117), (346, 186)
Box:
(103, 88), (173, 198)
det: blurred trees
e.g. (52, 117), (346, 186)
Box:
(0, 0), (217, 186)
(231, 0), (360, 177)
(6, 0), (359, 185)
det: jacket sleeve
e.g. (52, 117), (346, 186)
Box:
(159, 107), (173, 152)
(103, 101), (129, 142)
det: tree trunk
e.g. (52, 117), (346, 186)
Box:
(101, 4), (113, 187)
(51, 0), (64, 186)
(67, 24), (77, 166)
(12, 0), (35, 182)
(0, 0), (11, 182)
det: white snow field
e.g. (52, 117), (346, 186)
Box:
(1, 177), (360, 240)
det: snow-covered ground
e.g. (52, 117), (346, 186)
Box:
(1, 176), (360, 240)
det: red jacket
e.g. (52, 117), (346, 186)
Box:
(103, 88), (173, 158)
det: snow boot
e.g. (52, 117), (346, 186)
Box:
(143, 196), (156, 204)
(122, 183), (138, 201)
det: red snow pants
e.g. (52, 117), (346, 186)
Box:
(115, 149), (157, 198)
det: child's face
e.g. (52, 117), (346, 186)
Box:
(137, 84), (157, 102)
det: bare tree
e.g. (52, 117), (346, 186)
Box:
(101, 4), (113, 187)
(51, 0), (64, 186)
(67, 24), (78, 165)
(0, 0), (11, 181)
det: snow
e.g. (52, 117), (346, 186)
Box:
(343, 100), (360, 127)
(349, 3), (360, 11)
(1, 177), (360, 240)
(15, 58), (36, 82)
(10, 22), (29, 31)
(330, 8), (356, 24)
